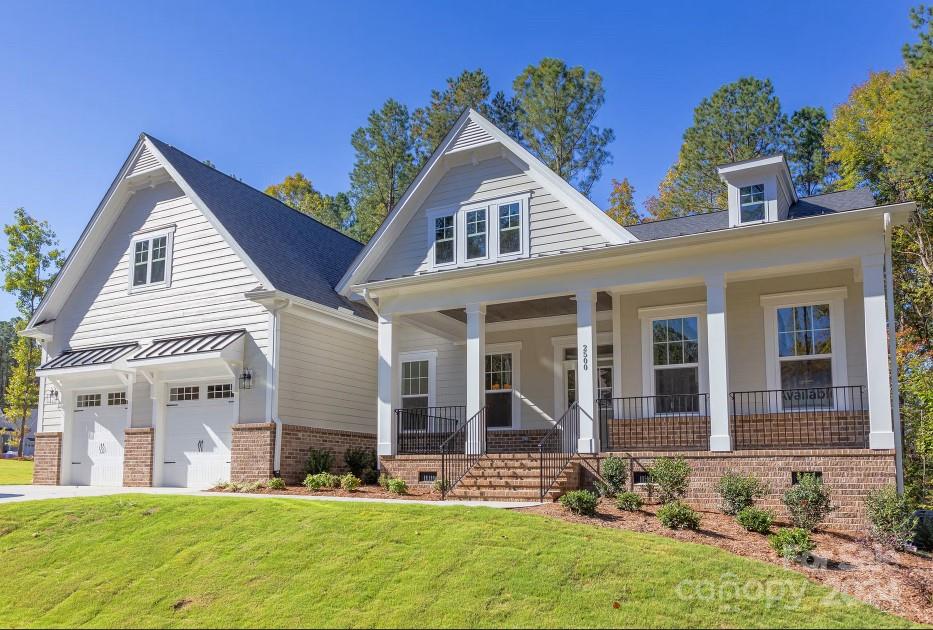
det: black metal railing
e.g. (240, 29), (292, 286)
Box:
(538, 402), (580, 501)
(598, 394), (711, 451)
(396, 406), (466, 454)
(730, 385), (868, 449)
(440, 406), (487, 498)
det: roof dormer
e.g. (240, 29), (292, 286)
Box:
(717, 155), (797, 228)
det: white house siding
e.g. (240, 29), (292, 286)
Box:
(396, 321), (465, 408)
(42, 181), (271, 431)
(277, 312), (377, 434)
(369, 157), (608, 282)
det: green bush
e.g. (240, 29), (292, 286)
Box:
(736, 506), (774, 533)
(266, 477), (286, 490)
(386, 478), (408, 495)
(715, 471), (769, 515)
(305, 448), (334, 475)
(340, 473), (362, 492)
(595, 455), (628, 497)
(303, 472), (339, 491)
(344, 448), (379, 484)
(782, 474), (835, 531)
(864, 485), (918, 550)
(433, 478), (451, 494)
(615, 491), (643, 512)
(559, 490), (599, 516)
(769, 527), (815, 560)
(378, 473), (391, 490)
(647, 457), (691, 503)
(656, 501), (701, 530)
(242, 481), (264, 493)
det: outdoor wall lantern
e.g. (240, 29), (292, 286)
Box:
(239, 368), (253, 390)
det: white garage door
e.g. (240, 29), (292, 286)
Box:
(162, 383), (237, 488)
(70, 391), (127, 486)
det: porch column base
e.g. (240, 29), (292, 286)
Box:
(377, 441), (394, 458)
(709, 434), (732, 452)
(869, 431), (895, 450)
(577, 437), (595, 454)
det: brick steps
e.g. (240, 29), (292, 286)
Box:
(446, 454), (579, 502)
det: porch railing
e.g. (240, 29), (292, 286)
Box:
(538, 401), (580, 501)
(396, 406), (466, 454)
(730, 385), (868, 449)
(598, 394), (711, 451)
(440, 406), (487, 498)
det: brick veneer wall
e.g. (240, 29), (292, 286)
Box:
(279, 424), (376, 484)
(123, 427), (154, 487)
(231, 423), (276, 483)
(596, 448), (896, 532)
(379, 454), (443, 485)
(487, 429), (550, 453)
(33, 432), (62, 485)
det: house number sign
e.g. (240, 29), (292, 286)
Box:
(581, 344), (590, 372)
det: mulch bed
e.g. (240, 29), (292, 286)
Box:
(209, 483), (442, 501)
(524, 499), (933, 625)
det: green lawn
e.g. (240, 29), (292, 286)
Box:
(0, 496), (915, 628)
(0, 458), (33, 484)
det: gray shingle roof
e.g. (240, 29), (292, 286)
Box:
(627, 188), (877, 241)
(146, 135), (373, 319)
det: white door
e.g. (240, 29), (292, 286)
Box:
(162, 383), (236, 488)
(70, 391), (126, 486)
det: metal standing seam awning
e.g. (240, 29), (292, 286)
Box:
(127, 329), (247, 379)
(37, 342), (140, 375)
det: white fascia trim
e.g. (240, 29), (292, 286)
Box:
(245, 289), (377, 338)
(638, 302), (707, 320)
(759, 287), (848, 308)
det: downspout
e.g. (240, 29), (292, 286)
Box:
(360, 288), (386, 471)
(883, 212), (904, 492)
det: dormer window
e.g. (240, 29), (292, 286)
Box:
(425, 193), (529, 270)
(129, 227), (174, 291)
(433, 215), (455, 265)
(740, 184), (765, 223)
(465, 208), (488, 260)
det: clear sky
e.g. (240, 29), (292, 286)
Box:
(0, 0), (916, 320)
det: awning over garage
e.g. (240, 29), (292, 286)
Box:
(38, 342), (139, 374)
(130, 329), (246, 362)
(128, 330), (247, 380)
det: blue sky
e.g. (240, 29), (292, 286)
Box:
(0, 0), (915, 320)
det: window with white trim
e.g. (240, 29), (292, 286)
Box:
(651, 316), (700, 412)
(401, 360), (430, 409)
(169, 386), (199, 402)
(465, 208), (487, 260)
(130, 228), (173, 290)
(207, 384), (234, 399)
(433, 214), (455, 265)
(76, 394), (101, 408)
(776, 303), (833, 407)
(498, 202), (521, 255)
(107, 391), (127, 406)
(739, 184), (765, 223)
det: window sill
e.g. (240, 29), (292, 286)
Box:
(128, 281), (171, 295)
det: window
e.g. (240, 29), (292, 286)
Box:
(498, 202), (521, 255)
(651, 316), (700, 412)
(777, 303), (833, 407)
(791, 471), (823, 485)
(485, 352), (513, 428)
(76, 394), (101, 408)
(739, 184), (765, 223)
(465, 208), (487, 260)
(207, 384), (234, 399)
(563, 345), (613, 402)
(433, 215), (455, 265)
(633, 471), (650, 485)
(130, 229), (173, 289)
(418, 471), (438, 483)
(169, 386), (199, 402)
(107, 392), (127, 406)
(401, 360), (430, 409)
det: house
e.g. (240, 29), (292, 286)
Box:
(0, 410), (37, 457)
(23, 135), (378, 488)
(337, 109), (915, 530)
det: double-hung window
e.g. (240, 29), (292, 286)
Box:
(401, 360), (430, 409)
(776, 303), (833, 408)
(498, 202), (521, 256)
(426, 195), (528, 269)
(130, 228), (173, 290)
(433, 214), (455, 266)
(650, 316), (700, 413)
(739, 184), (765, 223)
(465, 208), (487, 260)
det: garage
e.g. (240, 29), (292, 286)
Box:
(162, 382), (237, 488)
(69, 390), (128, 486)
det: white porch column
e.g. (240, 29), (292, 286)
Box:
(705, 273), (732, 451)
(611, 292), (623, 399)
(576, 290), (598, 454)
(862, 254), (896, 450)
(465, 303), (486, 454)
(377, 313), (398, 457)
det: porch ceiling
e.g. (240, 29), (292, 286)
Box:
(439, 291), (612, 323)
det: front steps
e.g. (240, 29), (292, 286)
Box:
(446, 453), (581, 502)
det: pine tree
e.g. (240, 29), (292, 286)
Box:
(785, 106), (836, 196)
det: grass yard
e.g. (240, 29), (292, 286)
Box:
(0, 458), (33, 484)
(0, 496), (916, 629)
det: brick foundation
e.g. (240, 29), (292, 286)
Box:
(123, 427), (154, 487)
(231, 423), (276, 483)
(379, 455), (444, 485)
(487, 429), (549, 453)
(279, 424), (376, 484)
(32, 432), (62, 485)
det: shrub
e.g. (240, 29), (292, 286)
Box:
(715, 471), (769, 515)
(227, 482), (245, 493)
(782, 473), (835, 531)
(769, 527), (815, 560)
(559, 490), (598, 516)
(433, 478), (451, 494)
(736, 506), (774, 533)
(656, 501), (701, 530)
(615, 491), (643, 512)
(303, 472), (339, 491)
(595, 455), (628, 497)
(243, 481), (264, 493)
(266, 477), (286, 490)
(864, 485), (918, 550)
(378, 473), (391, 490)
(387, 478), (408, 495)
(305, 448), (334, 475)
(647, 457), (691, 503)
(340, 473), (362, 492)
(344, 448), (379, 484)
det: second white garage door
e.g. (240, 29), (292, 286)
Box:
(70, 391), (127, 486)
(162, 383), (237, 488)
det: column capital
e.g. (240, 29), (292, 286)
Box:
(465, 302), (486, 316)
(704, 271), (726, 289)
(574, 289), (597, 305)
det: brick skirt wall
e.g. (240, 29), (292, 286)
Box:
(279, 424), (376, 484)
(731, 411), (869, 449)
(487, 429), (549, 453)
(33, 432), (62, 485)
(379, 455), (443, 486)
(123, 427), (154, 487)
(603, 417), (710, 451)
(231, 423), (276, 483)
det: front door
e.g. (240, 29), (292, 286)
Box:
(563, 359), (613, 410)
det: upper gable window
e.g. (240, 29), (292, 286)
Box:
(739, 184), (765, 223)
(129, 227), (174, 291)
(433, 215), (455, 266)
(425, 194), (529, 270)
(498, 202), (522, 255)
(465, 208), (488, 260)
